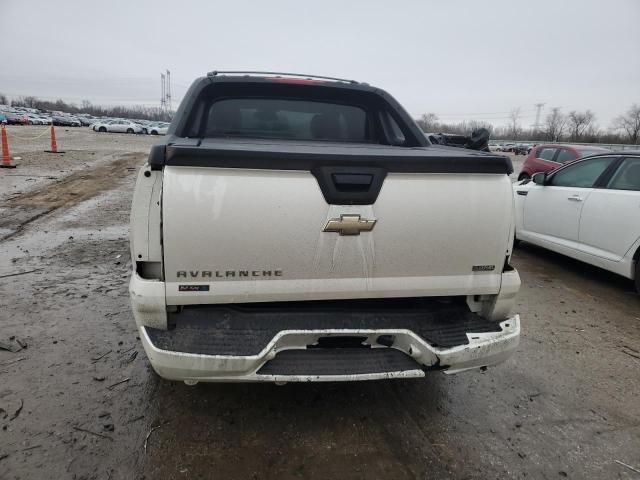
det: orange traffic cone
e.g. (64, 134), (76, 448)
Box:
(0, 125), (16, 169)
(45, 123), (65, 154)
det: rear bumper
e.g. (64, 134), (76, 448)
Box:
(138, 309), (520, 383)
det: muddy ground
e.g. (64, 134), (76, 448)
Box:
(0, 127), (639, 480)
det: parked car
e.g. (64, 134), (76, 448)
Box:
(148, 123), (169, 135)
(5, 112), (29, 125)
(51, 116), (81, 127)
(517, 144), (611, 180)
(514, 144), (532, 155)
(90, 120), (109, 131)
(498, 143), (516, 152)
(27, 114), (45, 125)
(94, 119), (144, 134)
(514, 152), (640, 292)
(76, 117), (94, 126)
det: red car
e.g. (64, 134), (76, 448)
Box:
(4, 112), (29, 125)
(517, 144), (610, 180)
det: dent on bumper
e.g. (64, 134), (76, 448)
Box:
(139, 315), (520, 382)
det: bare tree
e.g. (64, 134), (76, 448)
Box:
(509, 108), (521, 140)
(416, 113), (439, 132)
(612, 104), (640, 144)
(544, 107), (566, 141)
(567, 110), (595, 141)
(0, 93), (7, 105)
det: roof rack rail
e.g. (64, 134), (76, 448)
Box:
(206, 70), (359, 84)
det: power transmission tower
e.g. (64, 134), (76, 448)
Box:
(166, 70), (172, 111)
(533, 103), (545, 135)
(160, 73), (166, 111)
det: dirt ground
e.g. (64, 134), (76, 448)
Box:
(0, 127), (639, 480)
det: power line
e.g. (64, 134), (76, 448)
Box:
(435, 109), (538, 117)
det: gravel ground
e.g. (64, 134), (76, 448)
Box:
(0, 125), (157, 203)
(0, 131), (638, 480)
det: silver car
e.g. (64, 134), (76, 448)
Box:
(94, 119), (144, 134)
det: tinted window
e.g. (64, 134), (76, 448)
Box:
(607, 157), (640, 191)
(577, 147), (610, 158)
(549, 157), (613, 188)
(537, 148), (557, 161)
(556, 148), (577, 163)
(203, 98), (368, 142)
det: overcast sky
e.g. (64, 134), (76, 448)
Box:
(1, 0), (639, 128)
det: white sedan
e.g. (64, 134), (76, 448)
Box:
(148, 123), (169, 135)
(93, 119), (144, 134)
(514, 152), (640, 292)
(28, 115), (45, 125)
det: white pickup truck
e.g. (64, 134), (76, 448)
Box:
(129, 71), (521, 384)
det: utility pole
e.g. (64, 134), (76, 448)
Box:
(533, 102), (545, 136)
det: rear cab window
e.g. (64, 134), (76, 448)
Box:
(205, 98), (367, 142)
(182, 81), (421, 147)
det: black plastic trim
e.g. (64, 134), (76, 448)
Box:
(148, 144), (166, 170)
(311, 166), (386, 205)
(163, 142), (513, 174)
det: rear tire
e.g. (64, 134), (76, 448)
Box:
(634, 257), (640, 294)
(127, 128), (134, 134)
(98, 126), (107, 133)
(151, 130), (157, 135)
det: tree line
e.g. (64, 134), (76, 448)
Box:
(416, 104), (640, 144)
(0, 94), (173, 122)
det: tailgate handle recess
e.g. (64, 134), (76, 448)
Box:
(311, 166), (387, 205)
(331, 173), (373, 192)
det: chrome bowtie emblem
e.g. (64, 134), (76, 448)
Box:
(323, 214), (377, 236)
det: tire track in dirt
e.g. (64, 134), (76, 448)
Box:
(0, 153), (145, 241)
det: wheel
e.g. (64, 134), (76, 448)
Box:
(150, 130), (157, 135)
(635, 255), (640, 293)
(518, 174), (530, 181)
(127, 128), (134, 134)
(98, 126), (107, 133)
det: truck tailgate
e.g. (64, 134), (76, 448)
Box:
(162, 150), (513, 304)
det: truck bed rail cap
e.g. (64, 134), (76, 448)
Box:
(163, 139), (514, 175)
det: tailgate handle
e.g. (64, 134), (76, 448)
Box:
(312, 166), (387, 205)
(331, 173), (373, 192)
